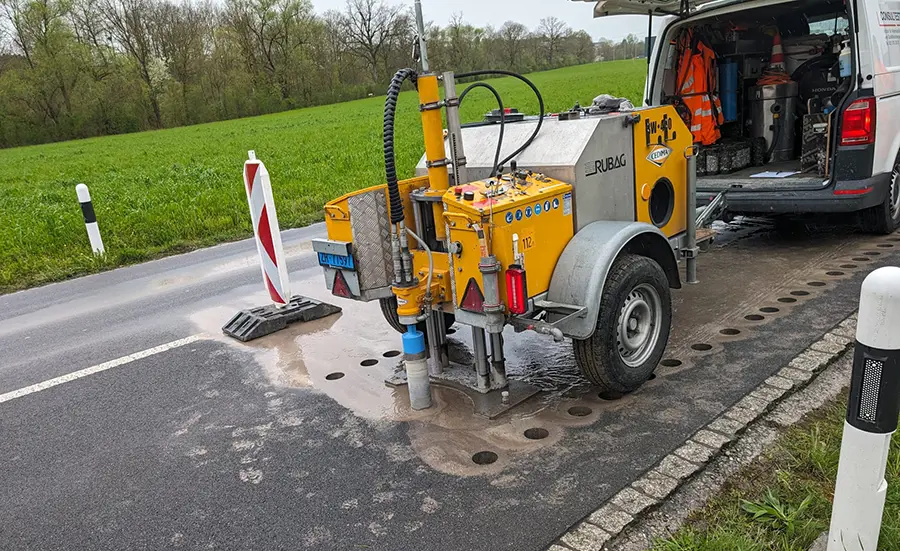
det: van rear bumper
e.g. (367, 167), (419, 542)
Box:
(696, 172), (891, 215)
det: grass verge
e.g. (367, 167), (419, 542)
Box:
(0, 60), (647, 293)
(653, 396), (900, 551)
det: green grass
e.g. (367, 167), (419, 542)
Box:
(0, 60), (647, 292)
(652, 398), (900, 551)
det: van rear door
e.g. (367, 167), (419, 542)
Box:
(575, 0), (742, 17)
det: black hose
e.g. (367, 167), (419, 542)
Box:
(384, 68), (417, 224)
(766, 120), (782, 162)
(459, 82), (505, 178)
(456, 70), (544, 169)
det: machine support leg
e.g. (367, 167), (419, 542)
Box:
(684, 148), (699, 285)
(826, 268), (900, 551)
(489, 332), (508, 389)
(435, 309), (450, 370)
(425, 309), (443, 376)
(472, 327), (491, 391)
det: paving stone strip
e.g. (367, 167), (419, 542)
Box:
(550, 312), (857, 551)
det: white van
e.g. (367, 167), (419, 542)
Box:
(581, 0), (900, 233)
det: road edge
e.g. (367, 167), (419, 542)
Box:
(549, 312), (858, 551)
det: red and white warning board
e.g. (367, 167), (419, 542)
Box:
(243, 150), (291, 307)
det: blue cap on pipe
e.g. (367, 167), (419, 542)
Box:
(402, 326), (426, 355)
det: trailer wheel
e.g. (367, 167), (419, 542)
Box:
(861, 163), (900, 235)
(379, 296), (455, 335)
(574, 254), (672, 393)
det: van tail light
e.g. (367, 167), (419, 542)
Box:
(841, 97), (876, 146)
(506, 265), (528, 315)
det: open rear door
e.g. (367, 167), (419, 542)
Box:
(573, 0), (742, 18)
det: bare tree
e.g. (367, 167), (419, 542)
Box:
(496, 20), (528, 71)
(224, 0), (314, 100)
(537, 15), (570, 67)
(102, 0), (164, 127)
(340, 0), (403, 83)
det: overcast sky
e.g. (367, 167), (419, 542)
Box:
(311, 0), (658, 43)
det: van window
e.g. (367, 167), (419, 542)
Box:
(807, 16), (850, 36)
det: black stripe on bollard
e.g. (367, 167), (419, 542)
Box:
(80, 201), (96, 224)
(847, 342), (900, 434)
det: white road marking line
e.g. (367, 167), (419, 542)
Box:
(0, 334), (206, 405)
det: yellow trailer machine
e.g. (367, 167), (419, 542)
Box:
(314, 65), (697, 412)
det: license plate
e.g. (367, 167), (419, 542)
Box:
(318, 252), (355, 270)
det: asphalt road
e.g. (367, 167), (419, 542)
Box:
(1, 222), (898, 551)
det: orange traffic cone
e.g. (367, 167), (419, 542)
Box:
(769, 33), (786, 73)
(757, 32), (792, 85)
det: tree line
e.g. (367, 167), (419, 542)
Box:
(0, 0), (630, 148)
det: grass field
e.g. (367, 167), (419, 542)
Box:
(0, 60), (647, 293)
(654, 398), (900, 551)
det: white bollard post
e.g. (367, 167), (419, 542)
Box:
(826, 267), (900, 551)
(75, 184), (104, 255)
(243, 150), (291, 308)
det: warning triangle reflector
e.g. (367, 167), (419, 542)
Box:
(460, 277), (485, 312)
(332, 270), (352, 298)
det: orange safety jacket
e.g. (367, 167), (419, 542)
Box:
(676, 30), (724, 146)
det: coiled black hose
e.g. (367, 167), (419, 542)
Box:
(384, 68), (417, 224)
(456, 70), (545, 169)
(459, 82), (505, 178)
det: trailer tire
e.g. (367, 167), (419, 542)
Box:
(379, 296), (455, 335)
(573, 254), (672, 393)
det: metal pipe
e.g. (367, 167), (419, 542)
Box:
(424, 309), (442, 376)
(472, 327), (490, 391)
(443, 72), (468, 186)
(405, 227), (433, 292)
(403, 326), (432, 410)
(684, 147), (699, 284)
(434, 307), (450, 370)
(489, 332), (508, 389)
(414, 0), (429, 72)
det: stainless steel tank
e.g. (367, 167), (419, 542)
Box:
(749, 82), (799, 163)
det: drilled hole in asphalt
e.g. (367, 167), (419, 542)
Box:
(599, 391), (624, 401)
(791, 291), (811, 297)
(692, 343), (713, 351)
(826, 271), (845, 276)
(472, 451), (499, 465)
(661, 359), (682, 368)
(360, 359), (379, 367)
(326, 372), (345, 381)
(889, 237), (900, 242)
(720, 328), (741, 336)
(649, 373), (657, 380)
(524, 428), (550, 440)
(778, 297), (798, 303)
(744, 314), (765, 321)
(853, 257), (871, 262)
(568, 406), (593, 417)
(865, 251), (882, 256)
(446, 328), (457, 335)
(760, 307), (780, 313)
(840, 264), (858, 269)
(808, 281), (826, 287)
(878, 244), (895, 248)
(383, 350), (401, 358)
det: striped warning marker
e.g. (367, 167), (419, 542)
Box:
(243, 150), (291, 307)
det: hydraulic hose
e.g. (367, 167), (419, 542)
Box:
(384, 68), (418, 224)
(459, 81), (506, 178)
(456, 70), (545, 169)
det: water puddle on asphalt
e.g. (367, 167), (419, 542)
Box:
(191, 223), (900, 476)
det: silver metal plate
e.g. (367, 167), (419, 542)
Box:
(348, 190), (394, 292)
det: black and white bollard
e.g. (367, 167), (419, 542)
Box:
(75, 184), (104, 255)
(826, 267), (900, 551)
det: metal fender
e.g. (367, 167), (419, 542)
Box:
(547, 221), (682, 340)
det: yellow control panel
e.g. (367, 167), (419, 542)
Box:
(442, 173), (575, 312)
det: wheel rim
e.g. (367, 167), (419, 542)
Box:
(616, 283), (663, 368)
(891, 167), (900, 222)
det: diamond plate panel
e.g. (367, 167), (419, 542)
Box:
(349, 190), (394, 291)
